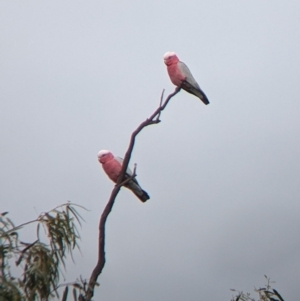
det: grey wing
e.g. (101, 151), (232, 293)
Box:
(177, 61), (209, 105)
(116, 156), (133, 176)
(178, 61), (201, 90)
(116, 157), (150, 202)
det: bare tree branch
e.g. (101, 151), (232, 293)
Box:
(83, 86), (181, 301)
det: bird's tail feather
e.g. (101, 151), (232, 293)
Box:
(194, 89), (209, 105)
(133, 189), (150, 203)
(183, 81), (210, 105)
(125, 181), (150, 203)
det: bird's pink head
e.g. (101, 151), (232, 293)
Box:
(98, 149), (113, 164)
(163, 51), (179, 66)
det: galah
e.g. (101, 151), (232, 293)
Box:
(163, 51), (209, 105)
(97, 150), (150, 203)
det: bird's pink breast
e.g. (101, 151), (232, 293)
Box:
(167, 63), (185, 86)
(102, 159), (122, 182)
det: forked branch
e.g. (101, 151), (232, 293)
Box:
(83, 86), (181, 301)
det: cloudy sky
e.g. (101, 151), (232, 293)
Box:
(1, 0), (300, 300)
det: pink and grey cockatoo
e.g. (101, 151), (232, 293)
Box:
(97, 150), (150, 203)
(163, 51), (209, 105)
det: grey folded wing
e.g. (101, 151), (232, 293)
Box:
(177, 61), (210, 105)
(178, 61), (201, 90)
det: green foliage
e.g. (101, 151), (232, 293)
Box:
(0, 204), (287, 301)
(0, 203), (84, 301)
(231, 276), (285, 301)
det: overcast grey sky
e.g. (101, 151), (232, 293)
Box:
(1, 0), (300, 300)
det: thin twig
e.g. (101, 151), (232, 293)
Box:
(84, 86), (181, 301)
(117, 164), (137, 188)
(156, 89), (165, 121)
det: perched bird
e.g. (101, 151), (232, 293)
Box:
(97, 150), (150, 203)
(163, 51), (209, 105)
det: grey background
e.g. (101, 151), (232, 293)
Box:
(1, 0), (300, 300)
